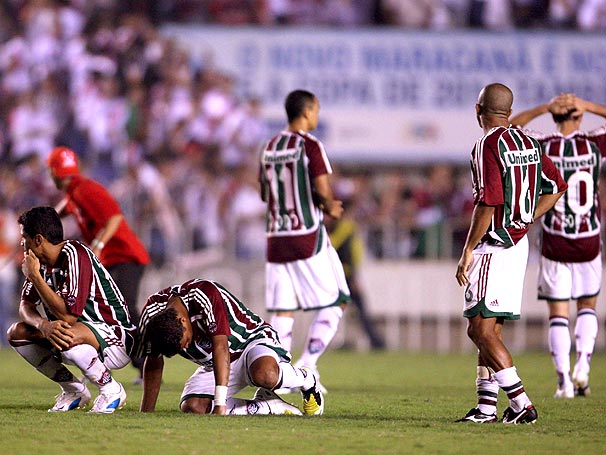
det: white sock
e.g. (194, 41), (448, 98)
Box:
(271, 315), (295, 353)
(493, 366), (531, 412)
(61, 344), (119, 394)
(476, 366), (498, 415)
(277, 362), (314, 391)
(12, 342), (83, 392)
(574, 309), (598, 373)
(226, 397), (274, 415)
(549, 317), (572, 386)
(297, 306), (343, 369)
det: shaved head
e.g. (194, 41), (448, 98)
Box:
(477, 83), (513, 116)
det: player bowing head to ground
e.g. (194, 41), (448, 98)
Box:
(7, 206), (134, 413)
(136, 278), (324, 416)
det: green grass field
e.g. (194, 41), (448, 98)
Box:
(0, 348), (604, 455)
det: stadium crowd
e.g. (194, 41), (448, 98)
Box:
(0, 1), (604, 264)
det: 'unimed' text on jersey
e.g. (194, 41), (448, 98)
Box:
(21, 240), (133, 329)
(471, 126), (566, 247)
(259, 130), (332, 262)
(530, 125), (606, 262)
(137, 279), (288, 370)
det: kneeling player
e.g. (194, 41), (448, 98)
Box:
(136, 278), (324, 416)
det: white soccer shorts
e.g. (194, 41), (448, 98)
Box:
(180, 341), (288, 403)
(538, 253), (601, 301)
(265, 240), (350, 312)
(463, 236), (528, 320)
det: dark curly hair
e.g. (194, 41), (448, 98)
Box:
(146, 307), (184, 357)
(18, 206), (64, 245)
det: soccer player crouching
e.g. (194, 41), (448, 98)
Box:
(136, 278), (324, 416)
(8, 206), (134, 413)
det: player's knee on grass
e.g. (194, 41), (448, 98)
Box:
(248, 356), (280, 389)
(181, 397), (212, 414)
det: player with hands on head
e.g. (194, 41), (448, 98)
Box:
(455, 83), (567, 425)
(136, 278), (324, 416)
(259, 89), (351, 394)
(7, 206), (135, 413)
(511, 93), (606, 398)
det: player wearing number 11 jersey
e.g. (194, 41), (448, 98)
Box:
(511, 94), (606, 399)
(259, 90), (350, 393)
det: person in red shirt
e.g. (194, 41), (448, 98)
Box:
(46, 146), (150, 381)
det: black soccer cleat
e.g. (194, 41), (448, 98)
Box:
(502, 404), (538, 424)
(455, 407), (498, 423)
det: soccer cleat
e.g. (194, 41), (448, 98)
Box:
(502, 404), (538, 424)
(253, 388), (303, 415)
(553, 383), (574, 399)
(572, 369), (591, 397)
(300, 367), (324, 416)
(455, 407), (497, 423)
(88, 383), (127, 414)
(48, 387), (91, 412)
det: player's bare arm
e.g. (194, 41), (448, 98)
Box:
(18, 299), (74, 350)
(534, 190), (566, 220)
(140, 356), (164, 412)
(21, 249), (78, 324)
(574, 97), (606, 118)
(510, 103), (550, 127)
(91, 214), (123, 255)
(313, 174), (344, 219)
(456, 203), (495, 287)
(211, 334), (230, 415)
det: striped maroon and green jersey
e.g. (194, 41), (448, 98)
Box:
(21, 240), (133, 330)
(136, 279), (288, 369)
(526, 126), (606, 262)
(471, 126), (567, 247)
(259, 130), (332, 262)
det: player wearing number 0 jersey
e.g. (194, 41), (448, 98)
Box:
(511, 94), (606, 399)
(259, 90), (350, 394)
(456, 83), (567, 425)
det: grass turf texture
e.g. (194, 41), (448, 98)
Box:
(0, 348), (604, 455)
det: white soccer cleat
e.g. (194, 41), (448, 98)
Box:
(253, 388), (303, 415)
(572, 368), (591, 397)
(553, 383), (574, 399)
(88, 383), (127, 414)
(48, 387), (91, 412)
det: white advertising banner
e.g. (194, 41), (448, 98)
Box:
(162, 26), (606, 164)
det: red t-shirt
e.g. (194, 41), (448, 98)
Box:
(64, 175), (150, 267)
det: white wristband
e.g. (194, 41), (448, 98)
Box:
(214, 385), (228, 407)
(92, 239), (105, 250)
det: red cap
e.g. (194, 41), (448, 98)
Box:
(47, 146), (80, 178)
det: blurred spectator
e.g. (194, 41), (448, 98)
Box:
(468, 0), (513, 29)
(0, 197), (19, 346)
(548, 0), (579, 29)
(578, 0), (606, 31)
(381, 0), (453, 28)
